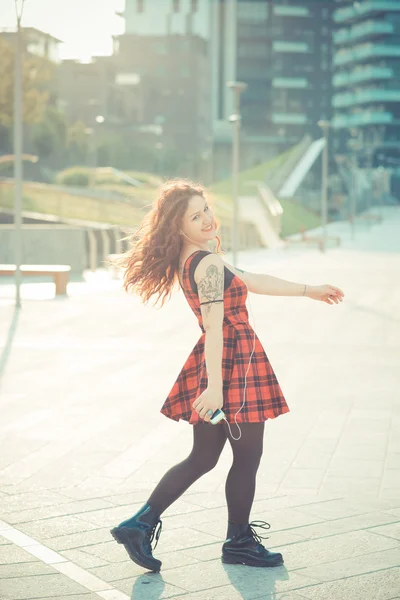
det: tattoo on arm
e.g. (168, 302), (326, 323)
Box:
(198, 263), (223, 315)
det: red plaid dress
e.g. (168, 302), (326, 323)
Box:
(160, 250), (290, 424)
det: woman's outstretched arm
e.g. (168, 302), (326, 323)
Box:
(222, 260), (344, 304)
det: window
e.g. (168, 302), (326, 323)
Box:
(237, 1), (268, 23)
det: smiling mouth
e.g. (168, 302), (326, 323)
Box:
(202, 225), (213, 231)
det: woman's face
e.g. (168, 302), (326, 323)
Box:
(180, 195), (217, 245)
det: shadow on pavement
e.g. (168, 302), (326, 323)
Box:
(0, 306), (20, 381)
(129, 564), (289, 599)
(222, 563), (289, 599)
(130, 573), (165, 599)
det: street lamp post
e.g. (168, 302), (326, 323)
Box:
(227, 81), (247, 267)
(14, 0), (25, 308)
(91, 115), (104, 187)
(318, 120), (330, 253)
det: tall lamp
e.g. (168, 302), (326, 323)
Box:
(227, 81), (247, 267)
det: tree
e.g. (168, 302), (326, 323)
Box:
(31, 107), (67, 161)
(0, 37), (51, 128)
(66, 120), (89, 164)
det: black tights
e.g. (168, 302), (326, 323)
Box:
(147, 422), (265, 524)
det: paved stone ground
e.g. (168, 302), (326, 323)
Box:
(0, 206), (399, 600)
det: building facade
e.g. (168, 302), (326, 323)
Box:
(112, 31), (212, 178)
(118, 0), (335, 179)
(0, 27), (61, 63)
(332, 0), (400, 176)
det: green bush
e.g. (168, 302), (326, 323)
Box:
(56, 166), (90, 187)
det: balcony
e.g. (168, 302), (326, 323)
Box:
(333, 66), (393, 87)
(333, 88), (400, 107)
(334, 20), (393, 45)
(271, 113), (308, 125)
(332, 111), (393, 128)
(273, 5), (310, 18)
(272, 41), (310, 53)
(334, 2), (400, 24)
(272, 77), (309, 89)
(334, 43), (400, 67)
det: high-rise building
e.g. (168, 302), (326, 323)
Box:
(212, 1), (334, 176)
(0, 27), (61, 63)
(332, 0), (400, 173)
(121, 0), (334, 179)
(113, 31), (211, 178)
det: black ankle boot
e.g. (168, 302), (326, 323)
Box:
(222, 520), (284, 568)
(110, 504), (162, 572)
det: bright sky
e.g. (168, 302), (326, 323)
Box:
(0, 0), (125, 60)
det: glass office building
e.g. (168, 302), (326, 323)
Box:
(332, 0), (400, 168)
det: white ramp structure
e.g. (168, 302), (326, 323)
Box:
(278, 137), (325, 199)
(239, 183), (285, 250)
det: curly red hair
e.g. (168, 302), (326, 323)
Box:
(118, 179), (222, 307)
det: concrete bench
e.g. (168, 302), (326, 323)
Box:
(0, 264), (71, 296)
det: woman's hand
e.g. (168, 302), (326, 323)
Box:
(192, 387), (224, 423)
(307, 284), (344, 305)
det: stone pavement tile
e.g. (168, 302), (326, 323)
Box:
(368, 521), (400, 541)
(61, 548), (110, 569)
(380, 489), (400, 500)
(279, 530), (399, 571)
(382, 470), (400, 489)
(278, 469), (327, 489)
(384, 508), (400, 518)
(326, 458), (387, 479)
(158, 561), (318, 596)
(106, 491), (156, 507)
(45, 527), (112, 551)
(47, 596), (101, 600)
(191, 521), (306, 560)
(56, 477), (127, 501)
(0, 572), (93, 600)
(0, 543), (37, 564)
(162, 498), (324, 532)
(67, 541), (127, 564)
(292, 498), (377, 521)
(318, 477), (382, 498)
(89, 550), (198, 583)
(73, 503), (144, 528)
(155, 527), (221, 554)
(297, 547), (400, 582)
(171, 541), (221, 562)
(294, 567), (400, 600)
(181, 588), (310, 600)
(386, 453), (400, 469)
(291, 511), (397, 540)
(292, 451), (333, 470)
(0, 560), (54, 578)
(334, 443), (388, 460)
(0, 490), (70, 513)
(14, 515), (102, 539)
(341, 498), (400, 513)
(3, 497), (113, 524)
(113, 573), (188, 598)
(272, 595), (310, 600)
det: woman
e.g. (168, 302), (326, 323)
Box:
(110, 179), (344, 572)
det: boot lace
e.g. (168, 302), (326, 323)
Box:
(248, 520), (271, 545)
